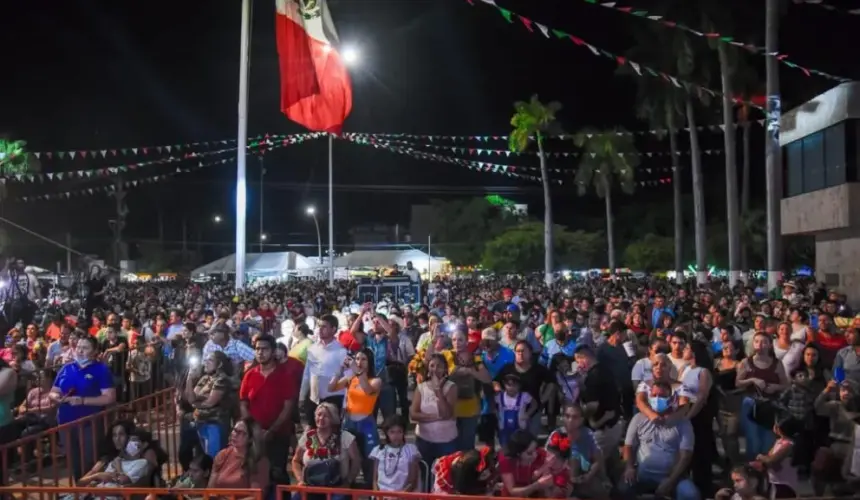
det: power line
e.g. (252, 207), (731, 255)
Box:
(173, 180), (543, 195)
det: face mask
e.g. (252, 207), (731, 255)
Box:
(125, 440), (141, 457)
(75, 354), (92, 367)
(648, 396), (671, 413)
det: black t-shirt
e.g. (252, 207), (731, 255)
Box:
(86, 278), (106, 304)
(495, 362), (552, 403)
(579, 362), (621, 429)
(100, 337), (129, 376)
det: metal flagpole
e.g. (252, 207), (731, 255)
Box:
(328, 134), (335, 286)
(235, 0), (253, 292)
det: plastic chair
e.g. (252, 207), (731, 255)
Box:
(418, 459), (431, 493)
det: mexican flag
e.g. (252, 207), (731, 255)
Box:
(276, 0), (353, 133)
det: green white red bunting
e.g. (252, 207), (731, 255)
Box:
(2, 133), (321, 184)
(340, 134), (673, 187)
(576, 0), (851, 83)
(792, 0), (860, 16)
(348, 134), (724, 160)
(465, 0), (764, 109)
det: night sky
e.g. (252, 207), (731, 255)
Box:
(1, 0), (857, 266)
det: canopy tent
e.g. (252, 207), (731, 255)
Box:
(192, 252), (316, 277)
(334, 249), (447, 274)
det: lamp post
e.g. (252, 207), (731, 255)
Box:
(306, 206), (323, 266)
(213, 215), (222, 223)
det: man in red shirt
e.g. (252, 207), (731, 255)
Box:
(239, 334), (303, 485)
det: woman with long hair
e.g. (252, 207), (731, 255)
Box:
(495, 341), (552, 437)
(497, 429), (553, 497)
(185, 350), (235, 458)
(679, 340), (716, 497)
(432, 446), (496, 495)
(78, 428), (160, 493)
(715, 339), (743, 465)
(209, 417), (269, 490)
(291, 402), (360, 500)
(328, 347), (382, 484)
(410, 353), (457, 468)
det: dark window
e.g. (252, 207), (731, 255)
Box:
(786, 141), (804, 197)
(825, 122), (846, 187)
(803, 131), (825, 192)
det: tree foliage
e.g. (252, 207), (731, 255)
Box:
(573, 129), (640, 197)
(481, 222), (603, 273)
(624, 234), (675, 271)
(428, 197), (519, 266)
(508, 95), (562, 153)
(0, 139), (31, 175)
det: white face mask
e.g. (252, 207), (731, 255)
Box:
(125, 440), (141, 457)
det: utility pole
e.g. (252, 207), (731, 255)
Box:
(765, 0), (783, 291)
(66, 232), (72, 273)
(259, 155), (265, 253)
(110, 178), (128, 266)
(182, 214), (188, 264)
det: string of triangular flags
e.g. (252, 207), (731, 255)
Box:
(16, 157), (230, 202)
(464, 0), (764, 110)
(346, 133), (724, 160)
(340, 135), (673, 187)
(792, 0), (860, 15)
(19, 132), (325, 161)
(359, 120), (764, 144)
(576, 0), (851, 82)
(3, 133), (319, 184)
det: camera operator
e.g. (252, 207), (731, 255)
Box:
(1, 257), (40, 328)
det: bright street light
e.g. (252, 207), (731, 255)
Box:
(342, 46), (360, 66)
(213, 215), (222, 223)
(260, 233), (267, 241)
(306, 206), (316, 216)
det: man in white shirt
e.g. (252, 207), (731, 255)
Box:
(404, 261), (421, 284)
(300, 313), (349, 428)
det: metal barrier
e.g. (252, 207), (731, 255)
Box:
(0, 387), (179, 488)
(279, 485), (525, 500)
(0, 486), (262, 500)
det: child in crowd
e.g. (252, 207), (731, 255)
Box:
(370, 415), (421, 494)
(753, 417), (801, 499)
(716, 465), (768, 500)
(535, 431), (573, 498)
(495, 373), (534, 446)
(550, 353), (579, 405)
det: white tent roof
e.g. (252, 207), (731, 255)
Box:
(192, 252), (315, 275)
(334, 249), (446, 270)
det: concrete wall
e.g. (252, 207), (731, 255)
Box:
(781, 183), (860, 235)
(816, 234), (860, 305)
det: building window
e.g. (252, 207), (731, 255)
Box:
(825, 122), (846, 187)
(786, 141), (803, 197)
(803, 132), (825, 192)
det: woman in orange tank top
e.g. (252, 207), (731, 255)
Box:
(328, 348), (382, 483)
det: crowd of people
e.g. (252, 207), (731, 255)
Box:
(0, 257), (859, 500)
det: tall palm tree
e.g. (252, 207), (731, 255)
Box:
(573, 128), (640, 275)
(509, 95), (562, 285)
(619, 26), (686, 283)
(0, 138), (41, 203)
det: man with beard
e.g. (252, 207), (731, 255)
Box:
(240, 334), (303, 486)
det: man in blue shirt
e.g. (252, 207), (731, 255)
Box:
(476, 327), (514, 446)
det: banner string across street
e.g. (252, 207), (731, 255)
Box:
(792, 0), (860, 15)
(575, 0), (851, 82)
(465, 0), (764, 110)
(348, 133), (725, 160)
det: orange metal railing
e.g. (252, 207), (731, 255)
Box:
(0, 486), (262, 500)
(0, 387), (180, 488)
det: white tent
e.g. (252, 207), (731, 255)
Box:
(192, 252), (316, 276)
(334, 249), (447, 273)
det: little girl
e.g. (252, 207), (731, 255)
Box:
(753, 417), (800, 498)
(533, 431), (572, 498)
(495, 373), (535, 446)
(370, 415), (421, 493)
(715, 465), (767, 500)
(550, 353), (579, 404)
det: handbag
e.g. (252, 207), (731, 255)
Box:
(303, 459), (342, 486)
(749, 388), (778, 428)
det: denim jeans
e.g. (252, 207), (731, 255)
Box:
(740, 397), (776, 460)
(455, 416), (479, 452)
(619, 469), (700, 500)
(376, 385), (396, 420)
(197, 422), (228, 458)
(415, 437), (457, 472)
(343, 416), (379, 483)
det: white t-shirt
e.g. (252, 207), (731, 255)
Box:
(369, 443), (420, 491)
(631, 358), (678, 384)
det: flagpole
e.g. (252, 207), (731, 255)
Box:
(235, 0), (253, 292)
(328, 133), (335, 286)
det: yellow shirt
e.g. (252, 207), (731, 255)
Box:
(441, 350), (483, 418)
(288, 337), (312, 364)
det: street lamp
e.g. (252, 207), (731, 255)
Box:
(260, 233), (267, 242)
(306, 206), (323, 265)
(213, 215), (222, 223)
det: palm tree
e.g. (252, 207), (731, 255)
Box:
(573, 128), (640, 275)
(0, 138), (41, 203)
(764, 0), (782, 292)
(620, 49), (686, 283)
(509, 95), (562, 285)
